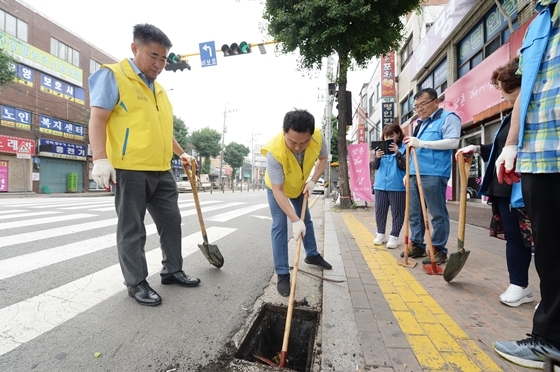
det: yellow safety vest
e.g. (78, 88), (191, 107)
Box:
(103, 59), (174, 171)
(262, 130), (322, 198)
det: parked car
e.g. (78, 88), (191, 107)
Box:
(311, 177), (325, 194)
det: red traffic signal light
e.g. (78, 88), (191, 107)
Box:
(221, 41), (251, 56)
(165, 52), (191, 72)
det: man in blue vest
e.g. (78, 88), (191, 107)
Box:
(492, 0), (560, 368)
(400, 88), (461, 265)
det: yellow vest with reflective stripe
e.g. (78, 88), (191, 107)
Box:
(262, 130), (322, 198)
(103, 59), (174, 171)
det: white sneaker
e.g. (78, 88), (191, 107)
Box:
(386, 235), (399, 249)
(499, 284), (534, 307)
(373, 233), (385, 245)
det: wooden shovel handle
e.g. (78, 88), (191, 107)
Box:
(184, 159), (208, 243)
(457, 153), (472, 247)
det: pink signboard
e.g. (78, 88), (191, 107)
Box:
(348, 143), (373, 202)
(0, 134), (35, 155)
(0, 160), (8, 192)
(381, 53), (396, 97)
(443, 43), (509, 124)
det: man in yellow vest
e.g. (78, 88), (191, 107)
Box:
(88, 24), (200, 307)
(262, 109), (331, 296)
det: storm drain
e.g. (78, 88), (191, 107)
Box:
(235, 303), (318, 372)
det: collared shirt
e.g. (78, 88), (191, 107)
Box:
(89, 58), (155, 110)
(414, 108), (461, 140)
(517, 1), (560, 173)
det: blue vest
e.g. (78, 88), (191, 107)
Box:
(374, 143), (406, 191)
(410, 109), (457, 178)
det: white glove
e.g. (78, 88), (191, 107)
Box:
(455, 145), (478, 161)
(304, 180), (315, 196)
(180, 152), (196, 168)
(404, 136), (424, 148)
(92, 159), (116, 190)
(495, 145), (520, 184)
(292, 219), (306, 239)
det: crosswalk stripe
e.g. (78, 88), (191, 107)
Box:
(0, 210), (26, 215)
(26, 200), (112, 209)
(0, 226), (236, 356)
(206, 203), (269, 222)
(59, 203), (114, 210)
(0, 213), (96, 231)
(0, 211), (60, 220)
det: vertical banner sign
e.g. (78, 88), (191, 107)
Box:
(348, 143), (373, 202)
(381, 53), (396, 97)
(358, 124), (366, 144)
(0, 160), (7, 192)
(381, 102), (394, 127)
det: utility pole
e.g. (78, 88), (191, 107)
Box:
(325, 56), (334, 195)
(249, 130), (261, 186)
(219, 103), (236, 188)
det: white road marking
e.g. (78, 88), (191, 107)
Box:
(0, 214), (96, 231)
(206, 204), (269, 222)
(0, 211), (60, 220)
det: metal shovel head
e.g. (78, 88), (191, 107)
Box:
(197, 242), (224, 268)
(397, 257), (417, 268)
(444, 249), (470, 282)
(423, 262), (444, 275)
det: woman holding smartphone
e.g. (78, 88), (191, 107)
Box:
(371, 123), (407, 248)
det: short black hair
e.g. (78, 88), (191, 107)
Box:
(414, 88), (438, 100)
(133, 23), (172, 49)
(283, 109), (315, 134)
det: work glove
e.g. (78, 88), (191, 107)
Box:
(92, 159), (116, 190)
(303, 180), (315, 197)
(292, 219), (306, 239)
(455, 145), (477, 161)
(404, 136), (424, 148)
(495, 145), (520, 185)
(180, 152), (196, 168)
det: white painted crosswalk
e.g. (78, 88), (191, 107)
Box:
(0, 195), (270, 357)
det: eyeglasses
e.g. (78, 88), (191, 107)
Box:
(413, 98), (435, 111)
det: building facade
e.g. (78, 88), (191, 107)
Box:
(0, 0), (116, 193)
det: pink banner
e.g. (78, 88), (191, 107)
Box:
(348, 143), (373, 202)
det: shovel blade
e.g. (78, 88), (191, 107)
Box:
(197, 242), (224, 268)
(443, 250), (470, 282)
(397, 257), (417, 268)
(423, 262), (444, 275)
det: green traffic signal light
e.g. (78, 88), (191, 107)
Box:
(165, 52), (191, 72)
(221, 41), (251, 57)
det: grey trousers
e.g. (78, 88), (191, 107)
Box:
(114, 169), (183, 287)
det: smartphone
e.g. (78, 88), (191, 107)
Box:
(386, 139), (394, 149)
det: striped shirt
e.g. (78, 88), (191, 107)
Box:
(517, 2), (560, 173)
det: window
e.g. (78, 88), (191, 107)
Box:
(51, 38), (80, 67)
(457, 0), (518, 78)
(400, 92), (415, 123)
(400, 36), (413, 69)
(419, 58), (448, 96)
(376, 83), (380, 102)
(0, 10), (28, 42)
(90, 59), (102, 75)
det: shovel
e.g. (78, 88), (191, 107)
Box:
(444, 152), (472, 282)
(410, 147), (444, 275)
(398, 146), (417, 268)
(254, 196), (308, 369)
(184, 159), (224, 268)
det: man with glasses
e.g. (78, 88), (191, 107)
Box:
(400, 88), (461, 265)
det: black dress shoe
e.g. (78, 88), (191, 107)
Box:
(161, 271), (201, 287)
(128, 281), (162, 306)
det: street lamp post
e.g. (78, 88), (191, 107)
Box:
(249, 129), (260, 187)
(219, 103), (236, 188)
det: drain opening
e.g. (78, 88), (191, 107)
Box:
(235, 303), (318, 372)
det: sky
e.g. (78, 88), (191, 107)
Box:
(21, 0), (373, 148)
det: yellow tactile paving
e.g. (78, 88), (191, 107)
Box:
(341, 212), (502, 372)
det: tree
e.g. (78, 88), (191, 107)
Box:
(263, 0), (419, 208)
(173, 115), (189, 160)
(224, 142), (250, 180)
(0, 48), (16, 89)
(188, 127), (222, 174)
(325, 114), (338, 163)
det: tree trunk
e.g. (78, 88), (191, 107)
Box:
(337, 53), (352, 209)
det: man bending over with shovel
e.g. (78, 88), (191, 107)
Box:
(262, 109), (332, 296)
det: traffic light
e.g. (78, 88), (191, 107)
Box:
(335, 90), (353, 130)
(221, 41), (251, 56)
(165, 52), (191, 72)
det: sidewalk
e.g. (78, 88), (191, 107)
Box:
(322, 197), (539, 371)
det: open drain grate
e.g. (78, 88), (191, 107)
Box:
(235, 303), (318, 372)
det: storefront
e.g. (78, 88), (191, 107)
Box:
(37, 138), (87, 193)
(0, 134), (35, 193)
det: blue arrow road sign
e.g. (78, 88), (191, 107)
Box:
(199, 41), (217, 67)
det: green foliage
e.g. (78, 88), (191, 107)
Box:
(173, 115), (189, 159)
(327, 114), (338, 162)
(0, 48), (17, 89)
(224, 142), (250, 180)
(263, 0), (419, 208)
(202, 157), (211, 175)
(188, 127), (222, 158)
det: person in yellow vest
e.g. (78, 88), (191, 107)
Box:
(262, 109), (332, 296)
(88, 24), (200, 307)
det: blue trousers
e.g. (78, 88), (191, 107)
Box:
(409, 175), (449, 254)
(266, 187), (319, 275)
(374, 190), (406, 237)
